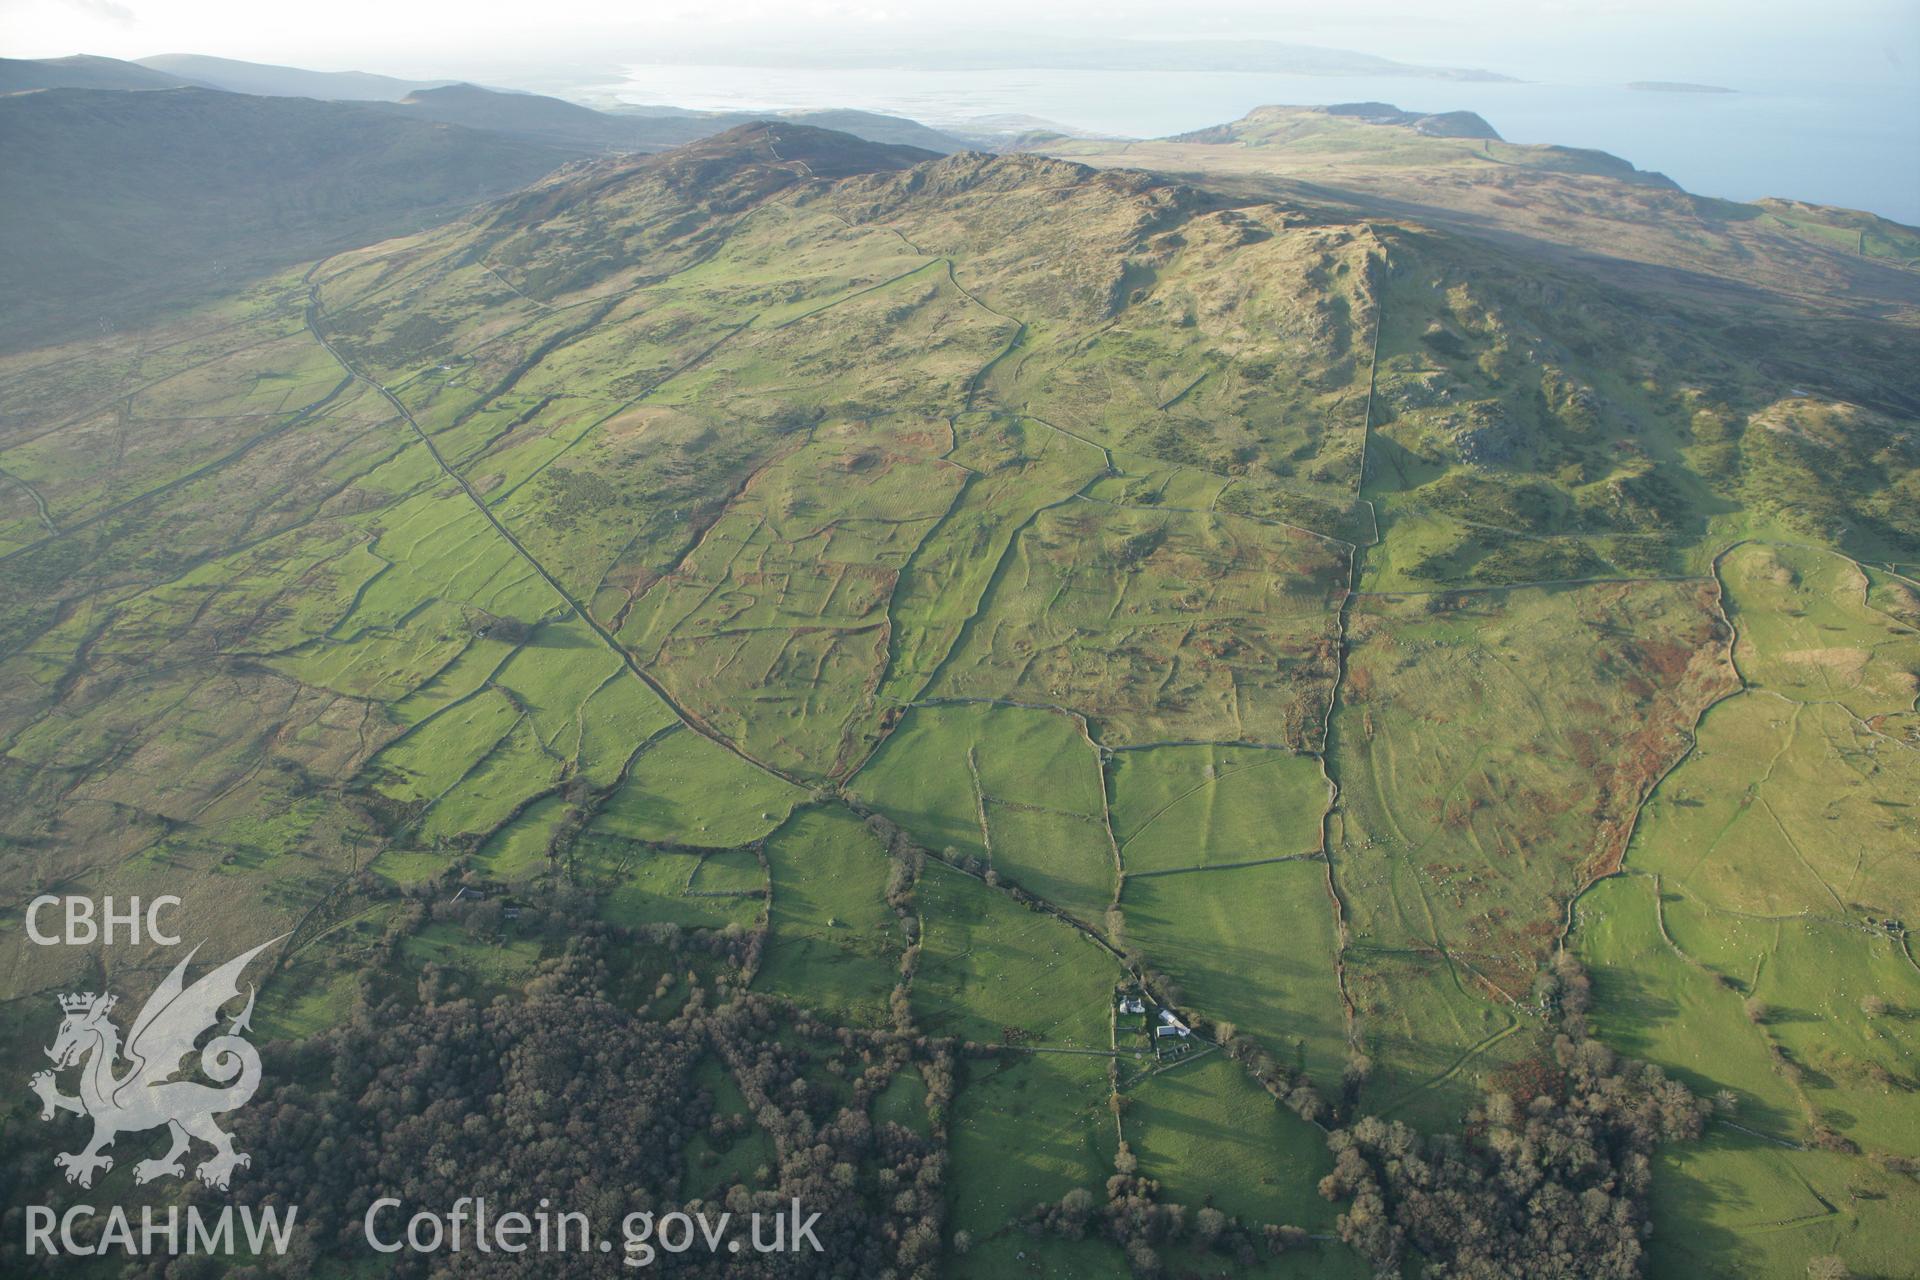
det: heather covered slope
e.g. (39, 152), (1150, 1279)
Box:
(0, 118), (1913, 1277)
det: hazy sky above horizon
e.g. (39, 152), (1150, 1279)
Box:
(4, 0), (1915, 89)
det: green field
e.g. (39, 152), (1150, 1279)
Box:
(474, 791), (567, 879)
(1123, 1053), (1338, 1229)
(1721, 542), (1920, 717)
(1569, 536), (1920, 1267)
(1111, 744), (1328, 872)
(853, 702), (1117, 925)
(591, 726), (804, 847)
(757, 807), (904, 1023)
(680, 1057), (776, 1202)
(1650, 1131), (1920, 1280)
(618, 417), (969, 778)
(571, 835), (764, 931)
(1578, 875), (1805, 1136)
(912, 860), (1119, 1047)
(1332, 582), (1734, 997)
(1121, 860), (1349, 1085)
(949, 1052), (1116, 1239)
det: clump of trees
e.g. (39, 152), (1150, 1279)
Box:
(1318, 954), (1713, 1279)
(1019, 950), (1723, 1279)
(149, 906), (952, 1279)
(869, 814), (925, 1034)
(1024, 1142), (1311, 1277)
(1220, 1028), (1331, 1126)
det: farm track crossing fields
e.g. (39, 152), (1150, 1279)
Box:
(1340, 946), (1529, 1128)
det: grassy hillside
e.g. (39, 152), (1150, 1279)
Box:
(0, 87), (574, 348)
(0, 115), (1912, 1276)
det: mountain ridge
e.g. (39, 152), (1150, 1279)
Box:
(134, 52), (453, 101)
(0, 53), (193, 93)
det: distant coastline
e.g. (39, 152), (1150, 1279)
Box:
(1627, 81), (1736, 94)
(596, 64), (1914, 221)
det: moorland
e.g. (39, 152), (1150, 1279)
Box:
(0, 71), (1915, 1279)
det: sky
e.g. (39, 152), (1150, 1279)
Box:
(3, 0), (1914, 89)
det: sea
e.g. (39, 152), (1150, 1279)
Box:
(590, 64), (1920, 224)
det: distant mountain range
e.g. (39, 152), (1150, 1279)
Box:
(386, 84), (971, 154)
(1176, 101), (1505, 143)
(0, 52), (448, 98)
(0, 53), (973, 152)
(1033, 102), (1920, 331)
(134, 52), (455, 101)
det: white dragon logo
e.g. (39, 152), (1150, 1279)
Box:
(28, 935), (284, 1191)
